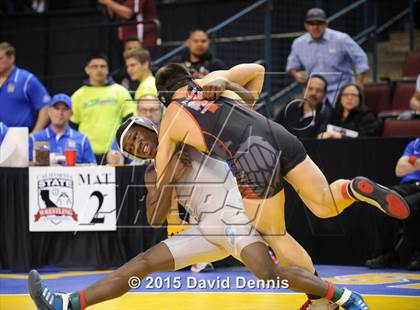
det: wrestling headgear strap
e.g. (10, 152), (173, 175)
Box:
(157, 76), (192, 107)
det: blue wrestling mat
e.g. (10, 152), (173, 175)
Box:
(1, 265), (419, 297)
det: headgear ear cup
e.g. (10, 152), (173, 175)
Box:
(158, 90), (172, 106)
(116, 116), (159, 160)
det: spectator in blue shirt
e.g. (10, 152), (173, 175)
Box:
(29, 93), (96, 164)
(366, 138), (420, 270)
(397, 138), (420, 185)
(286, 8), (369, 105)
(0, 42), (51, 132)
(0, 122), (8, 145)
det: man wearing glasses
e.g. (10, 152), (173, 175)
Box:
(286, 8), (369, 105)
(137, 94), (163, 124)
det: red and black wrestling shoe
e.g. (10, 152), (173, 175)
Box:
(350, 176), (410, 220)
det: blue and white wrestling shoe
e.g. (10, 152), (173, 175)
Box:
(341, 292), (369, 310)
(28, 270), (70, 310)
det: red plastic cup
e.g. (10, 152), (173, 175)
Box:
(65, 149), (77, 166)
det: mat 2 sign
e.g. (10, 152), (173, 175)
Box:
(29, 166), (116, 232)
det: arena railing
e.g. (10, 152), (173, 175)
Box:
(257, 0), (415, 116)
(153, 0), (372, 118)
(258, 0), (371, 115)
(1, 1), (414, 115)
(153, 0), (414, 117)
(0, 17), (161, 91)
(152, 0), (270, 67)
(152, 0), (273, 113)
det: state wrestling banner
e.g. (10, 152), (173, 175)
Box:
(29, 166), (116, 232)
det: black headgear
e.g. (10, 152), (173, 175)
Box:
(157, 76), (193, 106)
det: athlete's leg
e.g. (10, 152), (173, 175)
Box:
(86, 230), (229, 305)
(242, 185), (339, 308)
(243, 192), (315, 273)
(240, 241), (368, 309)
(29, 243), (175, 309)
(243, 191), (286, 235)
(264, 233), (315, 271)
(240, 241), (323, 295)
(87, 243), (172, 305)
(284, 156), (351, 218)
(29, 228), (229, 310)
(285, 156), (410, 219)
(196, 202), (366, 309)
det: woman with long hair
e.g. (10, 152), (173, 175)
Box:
(319, 83), (382, 138)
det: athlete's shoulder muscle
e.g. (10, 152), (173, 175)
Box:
(160, 102), (208, 153)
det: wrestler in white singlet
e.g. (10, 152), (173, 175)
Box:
(163, 146), (264, 270)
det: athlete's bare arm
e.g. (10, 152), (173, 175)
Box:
(201, 79), (256, 109)
(200, 63), (265, 106)
(145, 151), (191, 227)
(155, 64), (265, 184)
(155, 103), (208, 186)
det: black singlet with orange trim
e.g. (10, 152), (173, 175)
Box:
(173, 81), (307, 199)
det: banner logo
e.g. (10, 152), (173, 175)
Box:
(35, 175), (77, 224)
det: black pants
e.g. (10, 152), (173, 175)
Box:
(370, 181), (420, 257)
(392, 182), (420, 252)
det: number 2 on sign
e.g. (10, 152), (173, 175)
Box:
(89, 191), (106, 224)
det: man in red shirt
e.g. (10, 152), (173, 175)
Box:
(99, 0), (160, 51)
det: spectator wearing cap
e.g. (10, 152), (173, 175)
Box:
(0, 122), (8, 145)
(286, 8), (369, 105)
(29, 94), (96, 164)
(0, 42), (50, 133)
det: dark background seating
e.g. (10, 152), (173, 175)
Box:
(391, 82), (416, 111)
(383, 119), (420, 137)
(364, 83), (391, 114)
(0, 0), (409, 95)
(402, 51), (420, 77)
